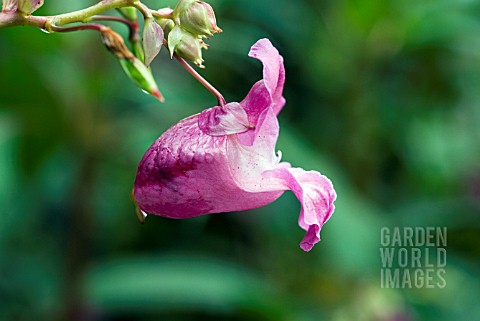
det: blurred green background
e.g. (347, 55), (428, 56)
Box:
(1, 0), (480, 320)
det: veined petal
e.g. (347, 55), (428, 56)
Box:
(133, 38), (336, 251)
(240, 38), (286, 125)
(198, 102), (250, 136)
(228, 107), (280, 187)
(264, 167), (336, 252)
(134, 114), (283, 218)
(248, 38), (285, 111)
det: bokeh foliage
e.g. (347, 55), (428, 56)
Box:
(1, 0), (480, 320)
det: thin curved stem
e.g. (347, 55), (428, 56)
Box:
(88, 15), (139, 42)
(164, 37), (225, 106)
(131, 1), (151, 18)
(151, 9), (173, 20)
(49, 23), (106, 33)
(175, 54), (226, 107)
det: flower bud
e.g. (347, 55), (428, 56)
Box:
(160, 19), (175, 38)
(99, 27), (134, 60)
(168, 25), (204, 67)
(143, 18), (164, 67)
(120, 57), (165, 102)
(2, 0), (18, 12)
(172, 0), (195, 17)
(17, 0), (43, 14)
(154, 7), (174, 35)
(99, 27), (163, 101)
(173, 0), (221, 37)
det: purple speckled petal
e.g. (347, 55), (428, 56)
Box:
(133, 38), (336, 251)
(133, 113), (283, 218)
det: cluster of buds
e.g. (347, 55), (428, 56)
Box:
(101, 0), (220, 101)
(157, 0), (222, 67)
(0, 0), (220, 101)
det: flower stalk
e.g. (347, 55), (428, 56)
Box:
(174, 53), (226, 106)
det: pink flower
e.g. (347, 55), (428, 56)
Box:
(133, 39), (336, 251)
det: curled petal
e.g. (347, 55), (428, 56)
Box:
(198, 102), (250, 136)
(240, 39), (286, 125)
(248, 39), (285, 109)
(264, 167), (336, 251)
(227, 107), (335, 251)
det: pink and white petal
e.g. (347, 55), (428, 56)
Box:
(239, 80), (272, 126)
(228, 108), (281, 189)
(240, 39), (286, 124)
(236, 103), (279, 147)
(198, 102), (250, 136)
(248, 39), (285, 107)
(263, 167), (336, 251)
(134, 114), (284, 218)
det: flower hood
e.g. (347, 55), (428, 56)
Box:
(134, 39), (336, 251)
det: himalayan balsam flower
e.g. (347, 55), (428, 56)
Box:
(134, 39), (336, 251)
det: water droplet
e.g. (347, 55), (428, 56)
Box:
(136, 208), (148, 224)
(40, 28), (51, 34)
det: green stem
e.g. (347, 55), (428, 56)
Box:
(131, 1), (152, 18)
(51, 0), (132, 26)
(88, 15), (139, 42)
(0, 11), (47, 28)
(0, 0), (138, 29)
(151, 9), (173, 20)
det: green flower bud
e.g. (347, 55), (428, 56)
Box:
(99, 27), (163, 101)
(162, 19), (176, 38)
(154, 8), (175, 39)
(172, 0), (196, 18)
(168, 25), (204, 67)
(173, 0), (221, 38)
(120, 57), (165, 102)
